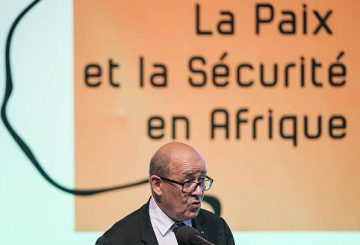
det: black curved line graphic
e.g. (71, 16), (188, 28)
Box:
(1, 0), (222, 215)
(203, 195), (221, 216)
(1, 0), (149, 196)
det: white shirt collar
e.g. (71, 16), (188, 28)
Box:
(149, 196), (191, 236)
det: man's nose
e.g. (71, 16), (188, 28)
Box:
(192, 183), (203, 196)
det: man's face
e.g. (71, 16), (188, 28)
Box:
(159, 148), (207, 221)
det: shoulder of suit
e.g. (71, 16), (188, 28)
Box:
(102, 203), (148, 236)
(198, 208), (225, 223)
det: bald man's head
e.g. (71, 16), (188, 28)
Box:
(149, 142), (203, 178)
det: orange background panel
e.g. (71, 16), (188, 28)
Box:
(75, 0), (360, 231)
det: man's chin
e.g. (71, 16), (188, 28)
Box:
(186, 207), (200, 219)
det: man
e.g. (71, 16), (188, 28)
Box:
(96, 142), (235, 245)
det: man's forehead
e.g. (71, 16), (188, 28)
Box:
(181, 169), (207, 178)
(169, 159), (207, 175)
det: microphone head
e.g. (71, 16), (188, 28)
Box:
(174, 226), (201, 245)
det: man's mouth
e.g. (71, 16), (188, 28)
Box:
(189, 201), (201, 208)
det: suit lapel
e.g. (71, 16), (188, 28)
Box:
(138, 202), (159, 245)
(192, 211), (209, 240)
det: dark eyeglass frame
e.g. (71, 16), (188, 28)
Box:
(159, 175), (213, 193)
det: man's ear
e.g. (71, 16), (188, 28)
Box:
(150, 175), (162, 196)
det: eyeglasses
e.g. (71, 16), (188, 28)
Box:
(159, 175), (213, 193)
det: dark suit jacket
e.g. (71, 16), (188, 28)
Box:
(96, 202), (235, 245)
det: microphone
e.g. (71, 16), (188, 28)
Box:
(174, 226), (214, 245)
